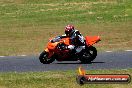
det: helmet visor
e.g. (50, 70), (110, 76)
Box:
(65, 31), (70, 36)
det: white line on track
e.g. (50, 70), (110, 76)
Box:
(0, 50), (131, 57)
(106, 51), (113, 52)
(20, 55), (27, 56)
(125, 50), (132, 52)
(0, 56), (5, 57)
(17, 55), (27, 56)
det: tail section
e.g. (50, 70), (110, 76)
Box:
(85, 36), (101, 46)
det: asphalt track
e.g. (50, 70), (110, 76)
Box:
(0, 51), (132, 72)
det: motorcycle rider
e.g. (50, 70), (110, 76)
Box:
(51, 25), (85, 54)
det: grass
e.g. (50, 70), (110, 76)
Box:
(0, 69), (131, 88)
(0, 0), (132, 55)
(0, 1), (131, 88)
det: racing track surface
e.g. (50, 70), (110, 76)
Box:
(0, 51), (132, 72)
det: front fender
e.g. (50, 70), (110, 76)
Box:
(44, 48), (54, 58)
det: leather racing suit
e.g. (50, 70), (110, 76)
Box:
(51, 29), (85, 53)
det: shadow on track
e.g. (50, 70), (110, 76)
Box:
(55, 61), (105, 64)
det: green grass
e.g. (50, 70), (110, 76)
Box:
(0, 0), (132, 55)
(0, 1), (131, 88)
(0, 69), (132, 88)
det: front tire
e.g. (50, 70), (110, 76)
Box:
(80, 46), (97, 63)
(39, 51), (55, 64)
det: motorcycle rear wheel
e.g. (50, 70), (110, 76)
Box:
(80, 46), (97, 63)
(39, 51), (55, 64)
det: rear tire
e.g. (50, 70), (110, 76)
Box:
(80, 46), (97, 63)
(39, 51), (55, 64)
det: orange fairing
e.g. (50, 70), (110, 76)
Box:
(47, 42), (59, 50)
(85, 36), (101, 46)
(61, 37), (70, 45)
(44, 37), (70, 58)
(47, 37), (70, 50)
(45, 48), (49, 52)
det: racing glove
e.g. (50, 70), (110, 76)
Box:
(67, 45), (75, 50)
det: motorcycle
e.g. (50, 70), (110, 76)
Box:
(39, 35), (101, 64)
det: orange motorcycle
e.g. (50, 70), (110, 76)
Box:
(39, 36), (101, 64)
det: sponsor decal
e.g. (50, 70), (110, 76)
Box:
(76, 66), (131, 85)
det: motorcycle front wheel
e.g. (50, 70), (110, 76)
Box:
(39, 51), (55, 64)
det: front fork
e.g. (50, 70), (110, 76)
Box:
(44, 48), (54, 58)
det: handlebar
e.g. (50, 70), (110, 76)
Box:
(57, 43), (67, 50)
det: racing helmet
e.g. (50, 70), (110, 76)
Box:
(65, 25), (74, 36)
